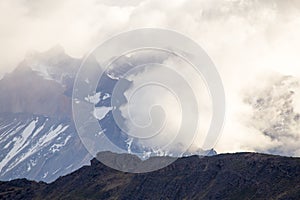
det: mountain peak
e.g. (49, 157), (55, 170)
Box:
(44, 44), (65, 56)
(25, 44), (66, 60)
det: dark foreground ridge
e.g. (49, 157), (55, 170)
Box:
(0, 152), (300, 200)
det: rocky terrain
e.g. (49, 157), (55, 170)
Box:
(0, 152), (299, 200)
(0, 46), (91, 183)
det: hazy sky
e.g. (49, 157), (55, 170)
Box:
(1, 0), (300, 155)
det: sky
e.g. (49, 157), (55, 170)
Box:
(1, 0), (300, 156)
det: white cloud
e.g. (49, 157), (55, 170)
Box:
(1, 0), (300, 155)
(117, 54), (211, 153)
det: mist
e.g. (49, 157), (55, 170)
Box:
(1, 0), (300, 155)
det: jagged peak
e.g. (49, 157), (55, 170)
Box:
(24, 44), (67, 61)
(44, 44), (65, 56)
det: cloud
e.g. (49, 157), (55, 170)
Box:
(115, 52), (212, 154)
(241, 75), (300, 156)
(1, 0), (300, 155)
(0, 0), (134, 75)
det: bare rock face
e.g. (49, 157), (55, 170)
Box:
(0, 152), (300, 200)
(0, 46), (80, 118)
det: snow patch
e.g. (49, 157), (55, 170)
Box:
(93, 107), (112, 120)
(0, 120), (37, 173)
(2, 123), (69, 173)
(31, 64), (54, 81)
(66, 164), (73, 169)
(39, 125), (69, 146)
(32, 123), (45, 138)
(50, 135), (71, 153)
(52, 168), (60, 175)
(102, 93), (110, 100)
(27, 163), (31, 172)
(85, 92), (101, 104)
(3, 141), (12, 149)
(107, 72), (120, 80)
(74, 98), (80, 104)
(125, 137), (133, 154)
(42, 172), (48, 178)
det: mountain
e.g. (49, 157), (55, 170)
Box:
(0, 46), (215, 183)
(0, 46), (91, 183)
(0, 152), (300, 200)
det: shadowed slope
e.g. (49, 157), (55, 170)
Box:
(0, 152), (300, 200)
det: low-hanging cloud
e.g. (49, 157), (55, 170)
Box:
(116, 52), (212, 154)
(1, 0), (300, 155)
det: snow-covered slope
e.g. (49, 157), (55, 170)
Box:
(0, 46), (215, 182)
(0, 113), (90, 182)
(0, 47), (91, 183)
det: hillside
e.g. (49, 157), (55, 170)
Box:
(0, 152), (300, 200)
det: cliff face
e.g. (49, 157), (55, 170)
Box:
(1, 152), (300, 200)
